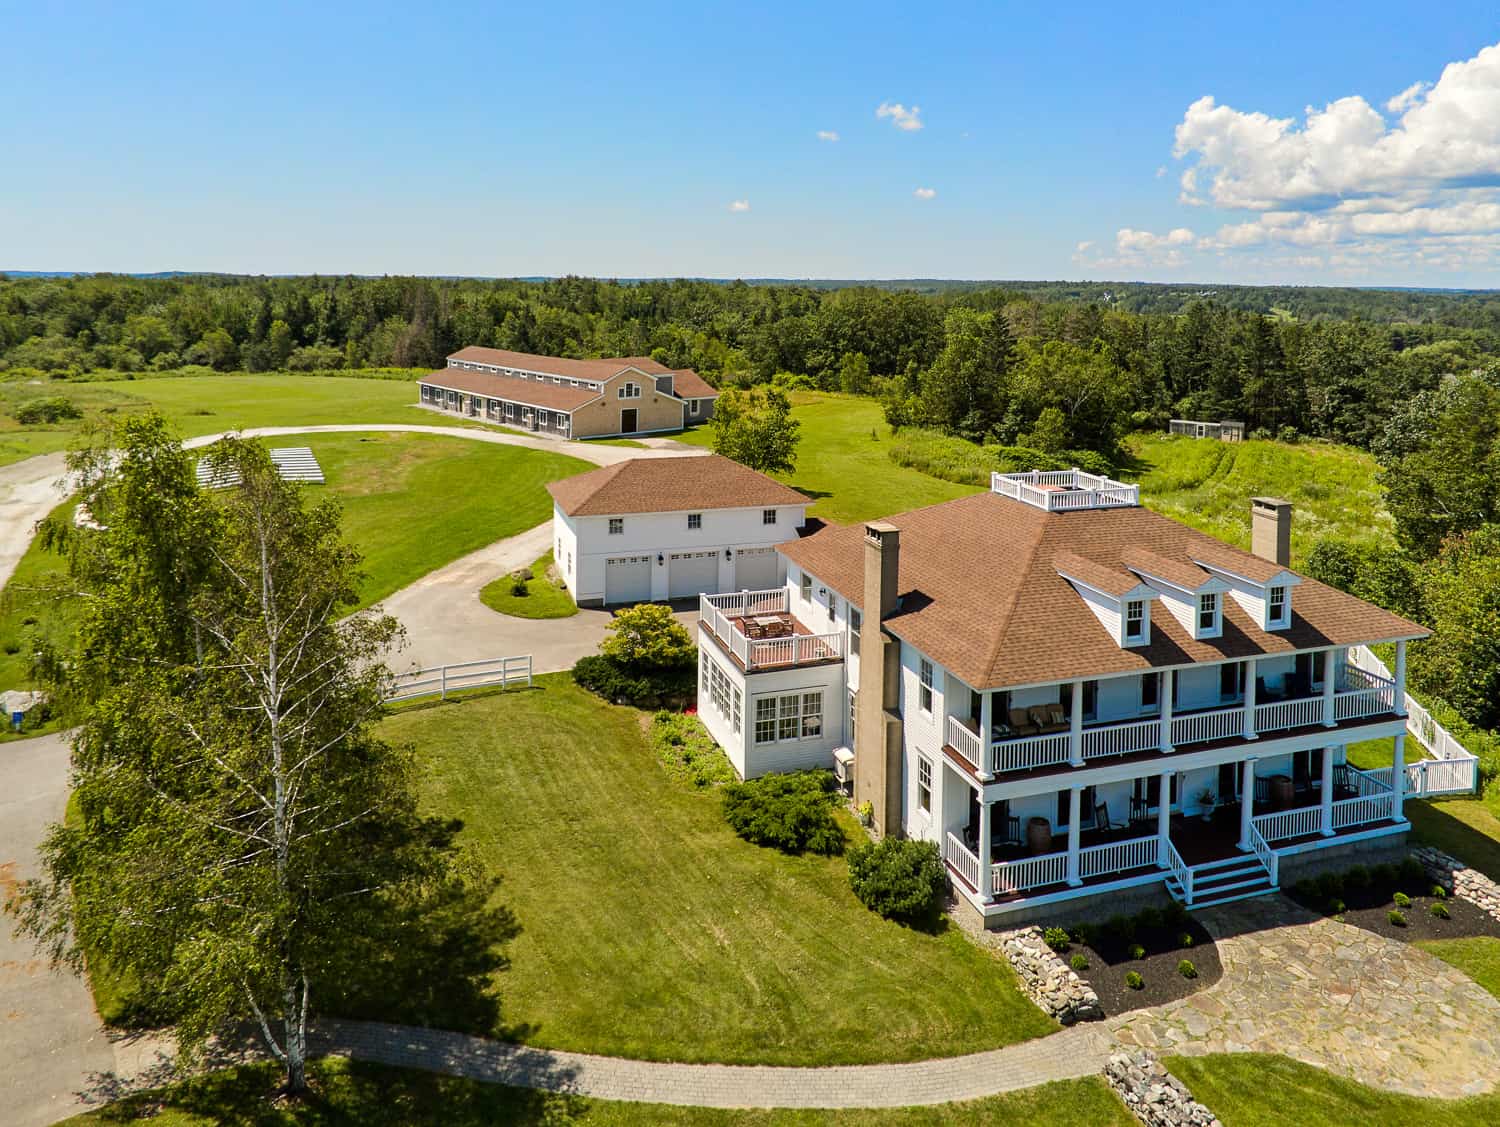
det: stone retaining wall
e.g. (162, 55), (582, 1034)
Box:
(1413, 845), (1500, 923)
(996, 926), (1103, 1025)
(1104, 1050), (1222, 1127)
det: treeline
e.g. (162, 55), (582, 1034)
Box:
(3, 273), (1498, 456)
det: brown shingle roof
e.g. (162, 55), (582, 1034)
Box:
(779, 492), (1427, 690)
(1053, 552), (1147, 598)
(547, 454), (809, 517)
(1188, 540), (1294, 583)
(447, 346), (669, 382)
(419, 368), (599, 412)
(1120, 547), (1216, 592)
(669, 368), (719, 398)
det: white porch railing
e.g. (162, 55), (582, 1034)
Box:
(1332, 792), (1394, 831)
(1349, 643), (1481, 795)
(992, 732), (1072, 774)
(1164, 838), (1194, 905)
(1255, 695), (1325, 734)
(745, 632), (843, 668)
(1082, 717), (1161, 760)
(1078, 835), (1160, 880)
(698, 591), (842, 671)
(1171, 705), (1243, 747)
(1252, 805), (1323, 844)
(702, 588), (789, 617)
(1407, 756), (1481, 797)
(1347, 764), (1396, 797)
(1246, 822), (1280, 887)
(385, 654), (533, 703)
(944, 832), (981, 891)
(992, 850), (1069, 895)
(1334, 685), (1395, 721)
(947, 716), (985, 772)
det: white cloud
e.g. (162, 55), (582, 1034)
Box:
(913, 187), (937, 200)
(1155, 165), (1167, 178)
(726, 200), (750, 212)
(1082, 39), (1500, 276)
(1075, 240), (1094, 253)
(817, 130), (840, 142)
(876, 102), (923, 131)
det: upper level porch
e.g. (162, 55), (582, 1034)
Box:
(698, 588), (844, 672)
(943, 647), (1404, 781)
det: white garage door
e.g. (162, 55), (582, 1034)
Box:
(733, 547), (781, 592)
(604, 555), (652, 605)
(669, 550), (720, 599)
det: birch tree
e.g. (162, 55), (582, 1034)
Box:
(11, 416), (497, 1095)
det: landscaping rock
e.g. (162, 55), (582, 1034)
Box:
(1412, 845), (1500, 925)
(1104, 1050), (1222, 1127)
(995, 926), (1103, 1025)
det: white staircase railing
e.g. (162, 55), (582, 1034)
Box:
(1246, 823), (1280, 888)
(1164, 839), (1194, 906)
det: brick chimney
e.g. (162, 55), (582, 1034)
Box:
(1250, 497), (1292, 567)
(856, 522), (905, 839)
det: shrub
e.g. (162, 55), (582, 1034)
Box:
(1177, 959), (1197, 979)
(1136, 906), (1163, 932)
(12, 395), (82, 424)
(1291, 878), (1317, 902)
(1069, 953), (1089, 972)
(600, 604), (696, 668)
(571, 653), (695, 708)
(509, 574), (530, 597)
(1387, 909), (1407, 927)
(1179, 932), (1194, 949)
(1128, 943), (1146, 961)
(1393, 891), (1412, 909)
(1043, 927), (1071, 952)
(1430, 901), (1451, 920)
(1315, 872), (1344, 901)
(1432, 884), (1449, 900)
(722, 771), (844, 855)
(1124, 971), (1144, 990)
(1328, 898), (1346, 915)
(1399, 856), (1426, 888)
(1345, 865), (1371, 892)
(650, 711), (736, 788)
(846, 838), (945, 923)
(1162, 901), (1190, 930)
(1071, 923), (1096, 948)
(1372, 862), (1398, 889)
(1105, 914), (1136, 945)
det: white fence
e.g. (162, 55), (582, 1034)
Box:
(1348, 644), (1480, 797)
(385, 654), (533, 703)
(1078, 835), (1159, 880)
(1252, 805), (1323, 844)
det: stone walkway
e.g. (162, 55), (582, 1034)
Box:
(1110, 895), (1500, 1098)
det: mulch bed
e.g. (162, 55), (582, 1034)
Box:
(1065, 916), (1223, 1016)
(1287, 884), (1500, 944)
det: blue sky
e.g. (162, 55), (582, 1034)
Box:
(5, 1), (1500, 285)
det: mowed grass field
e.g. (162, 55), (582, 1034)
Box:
(379, 677), (1054, 1066)
(0, 433), (589, 689)
(59, 1060), (1132, 1126)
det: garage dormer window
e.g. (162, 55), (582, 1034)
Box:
(1197, 592), (1221, 638)
(618, 382), (641, 399)
(1124, 599), (1146, 643)
(1267, 585), (1288, 628)
(608, 518), (623, 535)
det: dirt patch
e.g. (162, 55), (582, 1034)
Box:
(1062, 917), (1222, 1017)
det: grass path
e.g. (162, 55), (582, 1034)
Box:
(379, 677), (1054, 1066)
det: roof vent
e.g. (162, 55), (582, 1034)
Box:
(991, 468), (1140, 512)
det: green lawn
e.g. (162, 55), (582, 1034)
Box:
(1415, 936), (1500, 1000)
(1121, 433), (1394, 564)
(1407, 795), (1500, 883)
(0, 372), (486, 468)
(378, 676), (1054, 1065)
(1166, 1053), (1500, 1126)
(676, 392), (979, 523)
(57, 1059), (1131, 1126)
(479, 550), (578, 619)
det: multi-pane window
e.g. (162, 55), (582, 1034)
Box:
(917, 755), (933, 813)
(1125, 599), (1145, 641)
(849, 608), (861, 655)
(778, 696), (801, 741)
(802, 692), (822, 738)
(919, 659), (934, 713)
(608, 518), (624, 535)
(848, 690), (858, 750)
(1198, 592), (1219, 634)
(755, 698), (778, 744)
(705, 655), (741, 734)
(800, 571), (813, 601)
(763, 509), (777, 525)
(753, 692), (822, 744)
(1268, 586), (1287, 626)
(687, 513), (702, 530)
(618, 382), (641, 399)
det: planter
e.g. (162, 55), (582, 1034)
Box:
(1270, 774), (1295, 811)
(1027, 817), (1054, 856)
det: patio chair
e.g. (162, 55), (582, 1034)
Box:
(1007, 708), (1040, 736)
(1129, 796), (1150, 825)
(1093, 801), (1113, 833)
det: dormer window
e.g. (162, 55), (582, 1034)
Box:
(1267, 585), (1288, 628)
(1198, 593), (1221, 638)
(1124, 600), (1146, 643)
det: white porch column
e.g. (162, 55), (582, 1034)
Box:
(1069, 679), (1084, 767)
(1158, 669), (1175, 753)
(1157, 769), (1173, 869)
(1322, 649), (1337, 728)
(1392, 732), (1407, 823)
(977, 796), (993, 901)
(979, 690), (993, 755)
(1242, 658), (1258, 739)
(1066, 787), (1082, 886)
(1238, 758), (1256, 850)
(1394, 640), (1408, 717)
(1320, 745), (1336, 836)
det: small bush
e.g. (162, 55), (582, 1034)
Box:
(1387, 909), (1407, 927)
(1128, 943), (1146, 961)
(1124, 971), (1144, 990)
(1291, 878), (1317, 902)
(1430, 901), (1451, 920)
(1162, 901), (1190, 930)
(1071, 923), (1096, 948)
(1177, 959), (1197, 979)
(1393, 891), (1412, 909)
(1372, 862), (1398, 889)
(1315, 872), (1344, 902)
(846, 837), (945, 923)
(1136, 906), (1163, 932)
(1345, 865), (1371, 892)
(1179, 932), (1194, 949)
(650, 711), (736, 788)
(509, 574), (530, 597)
(1105, 914), (1136, 945)
(1328, 898), (1346, 915)
(1399, 856), (1426, 888)
(722, 771), (844, 855)
(12, 396), (82, 424)
(1043, 927), (1071, 952)
(1431, 884), (1448, 900)
(1069, 953), (1089, 972)
(571, 654), (695, 708)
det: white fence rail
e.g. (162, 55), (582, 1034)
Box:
(992, 851), (1069, 896)
(1252, 805), (1323, 844)
(1172, 705), (1243, 747)
(944, 832), (981, 890)
(746, 632), (843, 669)
(1164, 839), (1193, 906)
(1255, 695), (1325, 734)
(992, 732), (1072, 774)
(1078, 836), (1159, 880)
(1349, 644), (1480, 796)
(1407, 756), (1480, 797)
(386, 654), (533, 703)
(702, 588), (788, 617)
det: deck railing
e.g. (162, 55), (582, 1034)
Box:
(1255, 695), (1325, 734)
(1246, 822), (1280, 887)
(992, 732), (1071, 774)
(698, 591), (841, 671)
(1349, 644), (1481, 795)
(1078, 835), (1159, 880)
(1171, 705), (1243, 747)
(1081, 717), (1161, 759)
(1407, 756), (1480, 797)
(1251, 805), (1323, 844)
(946, 716), (985, 772)
(1332, 792), (1394, 830)
(992, 850), (1069, 896)
(943, 832), (981, 891)
(990, 470), (1139, 511)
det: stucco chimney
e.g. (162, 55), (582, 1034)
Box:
(856, 522), (904, 838)
(1250, 497), (1292, 567)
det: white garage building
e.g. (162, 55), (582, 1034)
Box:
(546, 455), (810, 606)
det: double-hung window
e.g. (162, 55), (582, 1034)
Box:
(608, 518), (624, 535)
(754, 698), (778, 745)
(1198, 592), (1219, 636)
(753, 691), (823, 744)
(917, 755), (933, 814)
(1268, 586), (1288, 627)
(919, 659), (934, 713)
(1125, 599), (1145, 642)
(849, 608), (861, 656)
(799, 571), (813, 602)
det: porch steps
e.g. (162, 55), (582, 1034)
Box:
(1166, 853), (1277, 910)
